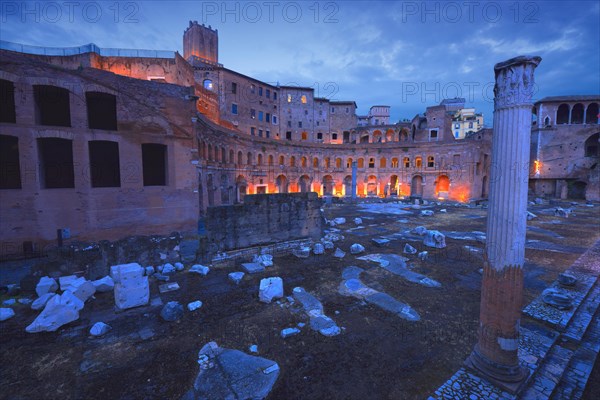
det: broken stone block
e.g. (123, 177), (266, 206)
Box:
(58, 275), (78, 291)
(404, 244), (417, 254)
(418, 251), (428, 261)
(254, 254), (274, 267)
(90, 322), (111, 336)
(333, 217), (346, 225)
(228, 272), (245, 284)
(3, 299), (15, 306)
(0, 308), (15, 321)
(70, 280), (96, 303)
(188, 300), (203, 312)
(162, 263), (176, 275)
(110, 263), (150, 311)
(423, 230), (446, 249)
(542, 288), (573, 310)
(440, 209), (447, 213)
(174, 262), (185, 271)
(333, 248), (346, 259)
(371, 238), (390, 247)
(558, 272), (577, 286)
(354, 217), (363, 225)
(350, 243), (365, 254)
(158, 282), (180, 293)
(160, 301), (184, 321)
(145, 266), (155, 276)
(242, 262), (265, 274)
(189, 264), (210, 275)
(281, 327), (301, 338)
(321, 240), (334, 250)
(259, 277), (283, 303)
(554, 207), (571, 218)
(412, 226), (428, 236)
(420, 210), (434, 216)
(179, 239), (200, 263)
(313, 243), (325, 255)
(184, 342), (279, 400)
(527, 211), (537, 220)
(153, 273), (170, 282)
(36, 276), (58, 297)
(292, 247), (311, 258)
(31, 293), (56, 310)
(535, 197), (544, 204)
(26, 291), (84, 333)
(249, 344), (258, 353)
(92, 276), (114, 292)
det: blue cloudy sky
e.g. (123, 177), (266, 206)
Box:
(1, 1), (598, 124)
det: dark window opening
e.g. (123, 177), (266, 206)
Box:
(34, 85), (71, 127)
(86, 92), (117, 130)
(430, 129), (438, 139)
(571, 103), (584, 124)
(142, 143), (167, 186)
(231, 82), (237, 94)
(317, 132), (323, 140)
(0, 135), (21, 189)
(585, 133), (599, 157)
(89, 141), (120, 187)
(556, 104), (569, 124)
(368, 158), (375, 168)
(586, 103), (599, 124)
(38, 138), (74, 188)
(332, 133), (338, 140)
(0, 79), (16, 123)
(286, 131), (292, 140)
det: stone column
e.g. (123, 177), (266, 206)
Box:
(466, 55), (541, 393)
(351, 161), (357, 200)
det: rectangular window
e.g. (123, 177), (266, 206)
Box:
(251, 109), (256, 119)
(250, 84), (255, 94)
(0, 135), (21, 189)
(304, 110), (308, 115)
(86, 92), (117, 130)
(332, 133), (338, 140)
(273, 92), (277, 100)
(38, 138), (74, 188)
(317, 132), (323, 140)
(286, 131), (292, 140)
(232, 82), (237, 94)
(34, 85), (71, 127)
(287, 120), (292, 128)
(89, 140), (120, 187)
(331, 107), (334, 113)
(0, 79), (16, 123)
(287, 94), (292, 103)
(142, 143), (167, 186)
(258, 111), (263, 121)
(231, 103), (238, 114)
(316, 121), (319, 126)
(273, 116), (277, 124)
(266, 113), (271, 123)
(251, 127), (256, 136)
(298, 121), (302, 128)
(259, 87), (263, 96)
(430, 129), (438, 139)
(266, 130), (270, 138)
(346, 107), (349, 113)
(258, 129), (263, 137)
(266, 89), (270, 98)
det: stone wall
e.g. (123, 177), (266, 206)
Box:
(204, 193), (323, 255)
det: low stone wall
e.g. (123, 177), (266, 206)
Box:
(203, 193), (323, 258)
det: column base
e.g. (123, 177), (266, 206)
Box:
(465, 347), (529, 394)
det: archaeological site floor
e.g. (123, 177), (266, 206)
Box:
(1, 199), (599, 399)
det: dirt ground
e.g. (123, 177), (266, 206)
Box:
(1, 200), (599, 400)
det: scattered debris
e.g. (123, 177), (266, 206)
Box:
(90, 322), (111, 336)
(554, 207), (571, 218)
(18, 298), (33, 305)
(228, 272), (245, 285)
(158, 282), (180, 293)
(187, 300), (203, 312)
(535, 197), (544, 204)
(160, 301), (184, 321)
(182, 342), (279, 399)
(420, 210), (434, 216)
(350, 243), (365, 254)
(354, 217), (363, 225)
(162, 263), (176, 275)
(58, 275), (78, 291)
(412, 226), (428, 236)
(321, 240), (335, 250)
(3, 299), (15, 306)
(111, 263), (150, 310)
(145, 266), (155, 276)
(249, 344), (258, 353)
(292, 287), (340, 337)
(26, 291), (84, 333)
(333, 248), (346, 259)
(356, 254), (441, 288)
(0, 308), (15, 321)
(189, 264), (210, 275)
(440, 209), (447, 213)
(333, 217), (346, 225)
(541, 288), (573, 310)
(31, 293), (56, 310)
(423, 230), (446, 249)
(404, 244), (417, 254)
(558, 272), (577, 286)
(254, 254), (274, 267)
(153, 273), (170, 282)
(70, 279), (96, 303)
(174, 262), (185, 271)
(418, 251), (428, 261)
(281, 327), (301, 338)
(36, 276), (58, 297)
(313, 243), (325, 255)
(371, 238), (390, 247)
(527, 211), (537, 220)
(259, 277), (284, 303)
(242, 262), (265, 274)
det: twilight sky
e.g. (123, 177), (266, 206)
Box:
(1, 1), (599, 125)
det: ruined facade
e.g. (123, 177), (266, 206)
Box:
(529, 95), (600, 201)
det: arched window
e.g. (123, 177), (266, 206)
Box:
(368, 158), (375, 168)
(229, 149), (234, 163)
(556, 104), (570, 124)
(571, 103), (584, 124)
(301, 156), (307, 167)
(247, 152), (253, 165)
(221, 148), (226, 162)
(257, 154), (263, 165)
(427, 156), (435, 168)
(532, 106), (538, 125)
(335, 158), (342, 168)
(290, 156), (296, 167)
(203, 79), (213, 90)
(585, 133), (599, 157)
(586, 103), (599, 124)
(346, 158), (353, 168)
(415, 157), (422, 168)
(301, 132), (308, 140)
(358, 158), (364, 168)
(268, 155), (274, 165)
(403, 157), (410, 168)
(325, 157), (330, 168)
(380, 158), (387, 168)
(208, 144), (213, 161)
(391, 158), (399, 168)
(279, 155), (285, 165)
(237, 151), (243, 165)
(544, 116), (551, 127)
(313, 157), (319, 168)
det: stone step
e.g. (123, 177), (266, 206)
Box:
(563, 283), (600, 343)
(520, 344), (574, 400)
(551, 312), (600, 400)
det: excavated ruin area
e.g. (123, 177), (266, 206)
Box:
(1, 200), (599, 400)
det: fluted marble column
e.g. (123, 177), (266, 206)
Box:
(466, 55), (541, 393)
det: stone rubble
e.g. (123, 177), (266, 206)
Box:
(292, 246), (311, 258)
(26, 291), (84, 333)
(418, 251), (428, 261)
(35, 276), (58, 297)
(241, 262), (265, 274)
(0, 308), (15, 321)
(160, 301), (184, 321)
(189, 264), (210, 275)
(259, 277), (284, 303)
(292, 287), (341, 337)
(404, 243), (417, 254)
(354, 217), (363, 225)
(254, 254), (274, 267)
(281, 327), (301, 338)
(313, 243), (325, 255)
(412, 226), (428, 236)
(333, 248), (346, 259)
(423, 230), (446, 249)
(90, 322), (111, 336)
(228, 272), (245, 285)
(350, 243), (365, 254)
(187, 300), (203, 312)
(110, 263), (150, 310)
(31, 293), (56, 310)
(92, 276), (115, 292)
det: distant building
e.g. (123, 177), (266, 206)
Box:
(452, 108), (484, 139)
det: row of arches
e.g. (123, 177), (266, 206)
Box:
(534, 102), (599, 126)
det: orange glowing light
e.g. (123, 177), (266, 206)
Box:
(534, 160), (541, 175)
